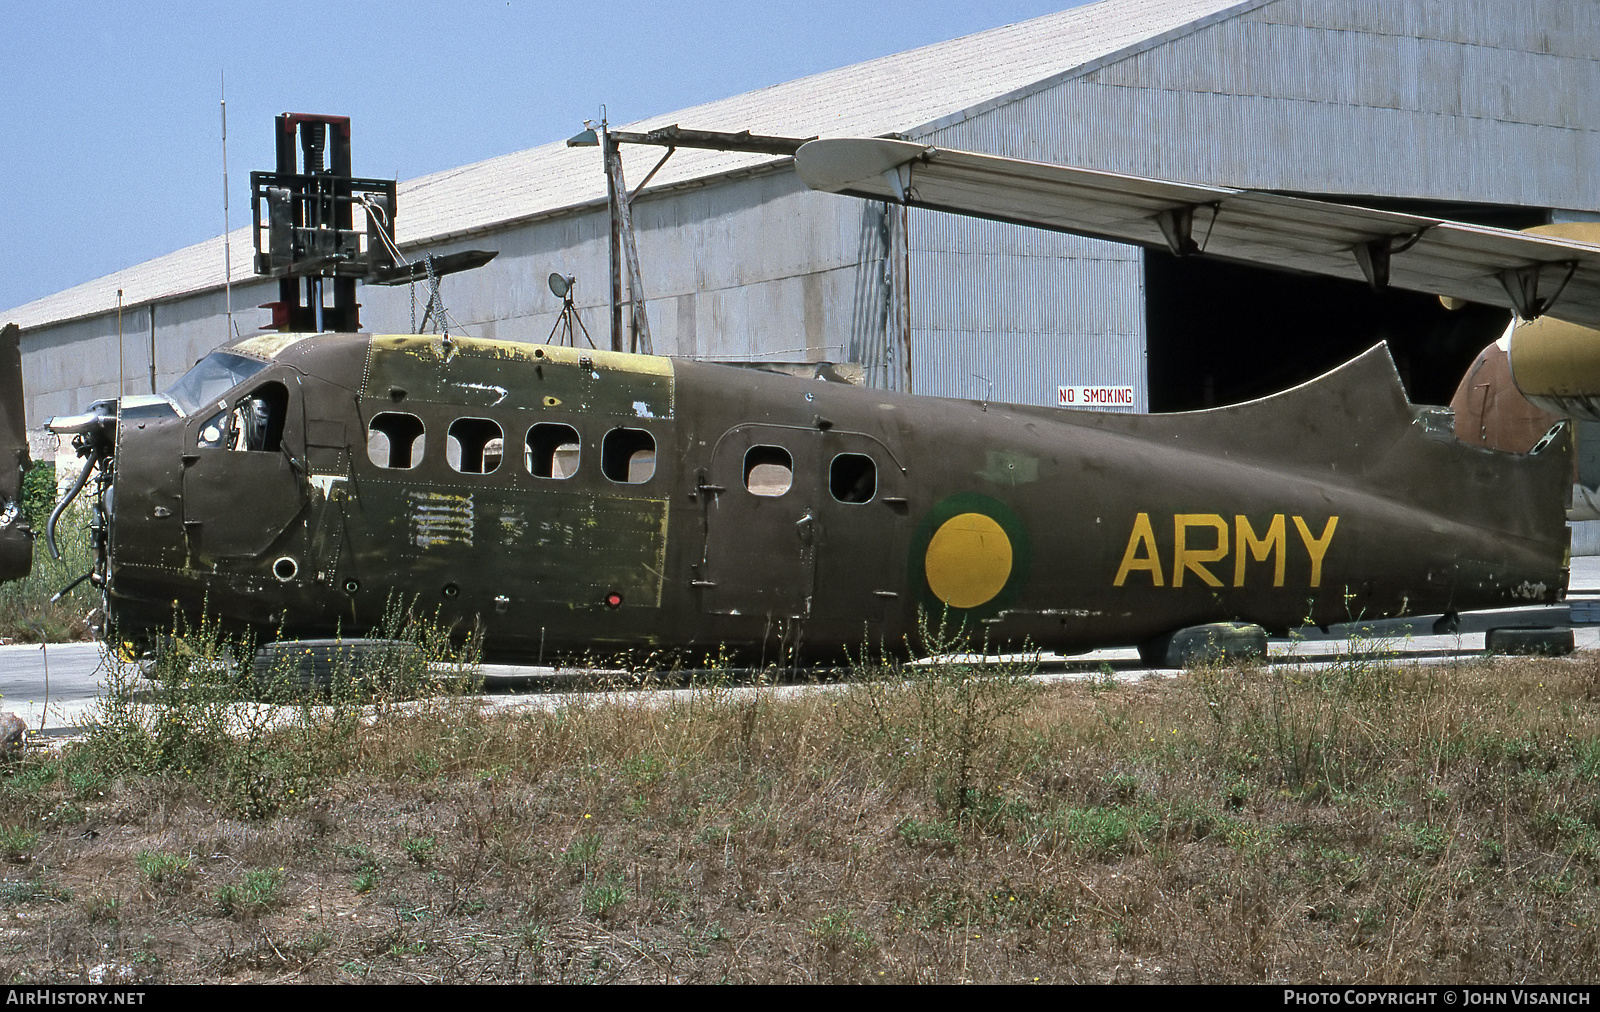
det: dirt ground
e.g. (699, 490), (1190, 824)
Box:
(3, 653), (1599, 983)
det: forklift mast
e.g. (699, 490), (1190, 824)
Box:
(250, 114), (497, 333)
(251, 114), (396, 332)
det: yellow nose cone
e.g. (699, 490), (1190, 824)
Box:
(924, 512), (1013, 609)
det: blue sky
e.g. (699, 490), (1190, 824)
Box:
(0, 0), (1088, 313)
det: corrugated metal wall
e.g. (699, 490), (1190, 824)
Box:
(358, 170), (879, 366)
(904, 209), (1146, 409)
(943, 0), (1600, 207)
(20, 284), (274, 426)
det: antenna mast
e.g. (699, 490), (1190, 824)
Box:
(221, 72), (233, 341)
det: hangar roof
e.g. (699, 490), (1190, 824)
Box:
(4, 0), (1253, 331)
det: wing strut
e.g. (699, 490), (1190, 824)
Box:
(1500, 260), (1580, 321)
(1353, 231), (1426, 291)
(1155, 203), (1220, 257)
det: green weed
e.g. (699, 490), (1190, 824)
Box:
(897, 817), (959, 849)
(352, 867), (378, 894)
(1394, 823), (1449, 861)
(839, 612), (1038, 819)
(293, 930), (333, 956)
(215, 868), (284, 918)
(0, 488), (95, 643)
(83, 894), (122, 923)
(0, 826), (39, 862)
(0, 878), (70, 905)
(401, 836), (437, 865)
(1060, 806), (1145, 857)
(581, 877), (630, 918)
(137, 851), (194, 890)
(808, 908), (874, 953)
(561, 831), (602, 870)
(73, 597), (482, 823)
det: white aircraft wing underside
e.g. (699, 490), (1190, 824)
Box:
(794, 137), (1600, 330)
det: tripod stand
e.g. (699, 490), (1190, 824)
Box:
(546, 273), (595, 348)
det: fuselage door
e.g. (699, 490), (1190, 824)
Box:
(698, 424), (818, 619)
(808, 432), (911, 643)
(301, 399), (353, 588)
(110, 414), (186, 572)
(181, 376), (308, 559)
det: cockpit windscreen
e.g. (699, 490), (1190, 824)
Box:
(164, 353), (271, 416)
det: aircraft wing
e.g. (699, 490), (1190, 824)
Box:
(794, 137), (1600, 329)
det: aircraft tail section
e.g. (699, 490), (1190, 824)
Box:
(0, 324), (32, 582)
(1055, 343), (1571, 617)
(1188, 345), (1572, 579)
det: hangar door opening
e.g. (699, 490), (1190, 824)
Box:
(1143, 200), (1543, 413)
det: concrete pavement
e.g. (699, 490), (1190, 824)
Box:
(2, 554), (1597, 731)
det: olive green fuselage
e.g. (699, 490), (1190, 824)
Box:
(103, 333), (1570, 663)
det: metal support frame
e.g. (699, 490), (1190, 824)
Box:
(608, 124), (814, 156)
(595, 124), (654, 354)
(613, 151), (653, 355)
(1154, 203), (1220, 257)
(603, 127), (624, 351)
(251, 114), (391, 333)
(1352, 231), (1425, 292)
(251, 114), (496, 333)
(588, 123), (656, 355)
(570, 122), (818, 354)
(1500, 260), (1580, 320)
(888, 203), (913, 394)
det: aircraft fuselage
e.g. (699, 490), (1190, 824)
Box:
(98, 332), (1570, 664)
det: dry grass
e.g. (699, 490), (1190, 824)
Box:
(2, 643), (1600, 983)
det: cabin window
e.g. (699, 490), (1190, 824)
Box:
(367, 412), (425, 469)
(744, 445), (793, 497)
(197, 381), (288, 453)
(830, 453), (876, 503)
(527, 423), (581, 479)
(236, 382), (288, 452)
(602, 427), (656, 483)
(197, 410), (231, 449)
(448, 418), (504, 474)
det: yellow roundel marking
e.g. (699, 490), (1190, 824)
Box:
(924, 513), (1013, 609)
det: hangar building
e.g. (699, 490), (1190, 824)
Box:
(8, 0), (1600, 450)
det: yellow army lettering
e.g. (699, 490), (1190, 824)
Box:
(1113, 513), (1339, 588)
